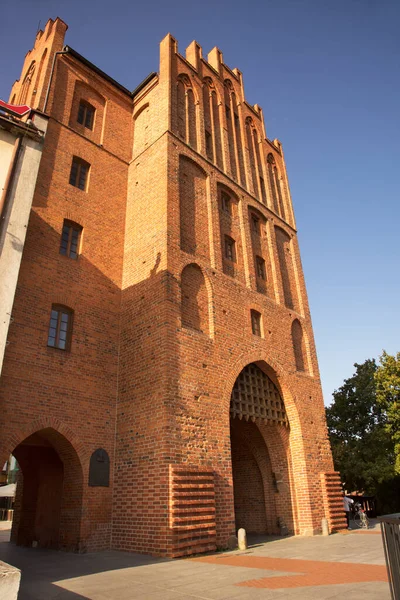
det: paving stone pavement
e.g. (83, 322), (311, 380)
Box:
(0, 523), (391, 599)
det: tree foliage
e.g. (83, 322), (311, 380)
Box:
(326, 358), (395, 494)
(375, 351), (400, 474)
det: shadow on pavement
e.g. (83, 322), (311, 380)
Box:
(0, 530), (170, 600)
(247, 533), (289, 548)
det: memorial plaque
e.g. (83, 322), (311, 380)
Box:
(88, 448), (110, 487)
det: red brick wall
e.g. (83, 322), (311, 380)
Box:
(0, 23), (340, 558)
(1, 28), (132, 551)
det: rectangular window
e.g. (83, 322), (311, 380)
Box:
(60, 220), (82, 259)
(69, 157), (90, 191)
(256, 256), (266, 280)
(77, 101), (95, 130)
(251, 310), (262, 337)
(47, 306), (73, 351)
(251, 213), (260, 235)
(224, 235), (236, 262)
(221, 192), (231, 215)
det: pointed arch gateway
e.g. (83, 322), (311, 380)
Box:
(10, 426), (84, 551)
(230, 362), (295, 536)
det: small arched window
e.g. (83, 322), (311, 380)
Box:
(47, 305), (74, 351)
(59, 220), (83, 259)
(220, 191), (232, 215)
(77, 100), (95, 130)
(250, 310), (262, 337)
(69, 157), (90, 191)
(224, 235), (236, 262)
(255, 256), (266, 280)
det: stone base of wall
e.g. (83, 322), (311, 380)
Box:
(0, 561), (21, 600)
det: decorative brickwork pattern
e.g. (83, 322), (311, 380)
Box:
(169, 465), (216, 557)
(320, 472), (347, 532)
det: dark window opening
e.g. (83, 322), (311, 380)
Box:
(259, 176), (266, 203)
(77, 101), (95, 130)
(251, 310), (262, 337)
(69, 157), (90, 191)
(60, 220), (82, 259)
(221, 192), (232, 215)
(224, 235), (236, 262)
(256, 256), (266, 280)
(251, 213), (260, 235)
(47, 305), (73, 351)
(205, 130), (213, 160)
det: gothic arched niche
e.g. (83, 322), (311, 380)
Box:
(179, 155), (209, 259)
(291, 319), (308, 373)
(181, 263), (210, 335)
(275, 226), (298, 311)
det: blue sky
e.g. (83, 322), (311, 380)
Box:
(1, 0), (399, 404)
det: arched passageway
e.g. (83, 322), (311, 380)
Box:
(230, 362), (294, 536)
(11, 427), (83, 551)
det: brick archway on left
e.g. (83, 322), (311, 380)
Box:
(1, 417), (88, 552)
(1, 416), (90, 469)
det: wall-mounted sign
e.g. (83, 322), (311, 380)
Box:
(88, 448), (110, 487)
(0, 100), (31, 118)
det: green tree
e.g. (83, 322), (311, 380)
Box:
(375, 351), (400, 474)
(326, 359), (395, 494)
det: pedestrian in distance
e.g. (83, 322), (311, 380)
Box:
(343, 495), (354, 529)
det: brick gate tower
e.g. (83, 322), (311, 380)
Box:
(0, 18), (345, 556)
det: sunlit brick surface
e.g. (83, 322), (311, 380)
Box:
(0, 18), (345, 556)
